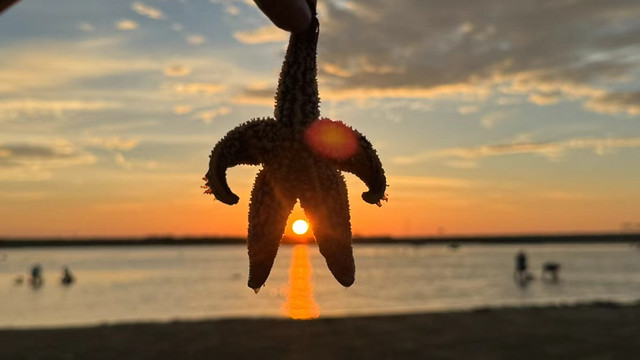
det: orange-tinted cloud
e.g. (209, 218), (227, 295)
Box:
(0, 140), (96, 181)
(396, 136), (640, 165)
(116, 19), (138, 30)
(233, 25), (287, 44)
(131, 2), (165, 20)
(317, 0), (640, 114)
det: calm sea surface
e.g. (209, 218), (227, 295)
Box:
(1, 243), (639, 328)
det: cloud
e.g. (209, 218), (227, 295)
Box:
(395, 136), (640, 165)
(322, 63), (352, 78)
(173, 105), (193, 115)
(0, 41), (160, 93)
(76, 22), (95, 32)
(496, 97), (522, 106)
(209, 0), (249, 16)
(0, 99), (120, 121)
(113, 152), (157, 170)
(0, 140), (96, 181)
(114, 152), (132, 169)
(528, 92), (561, 105)
(131, 2), (165, 20)
(163, 65), (191, 77)
(480, 110), (513, 129)
(173, 83), (227, 95)
(233, 82), (490, 104)
(86, 137), (139, 151)
(318, 0), (640, 112)
(116, 19), (139, 30)
(195, 107), (232, 123)
(225, 5), (240, 16)
(444, 159), (478, 169)
(585, 91), (640, 115)
(231, 85), (274, 106)
(388, 176), (474, 189)
(186, 34), (206, 45)
(233, 25), (288, 44)
(458, 105), (479, 114)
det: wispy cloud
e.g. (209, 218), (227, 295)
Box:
(528, 92), (561, 105)
(86, 137), (139, 151)
(480, 110), (514, 129)
(0, 99), (120, 120)
(388, 176), (474, 189)
(195, 107), (231, 123)
(225, 5), (240, 16)
(0, 140), (96, 181)
(131, 2), (165, 20)
(186, 34), (207, 45)
(233, 83), (490, 104)
(113, 152), (157, 170)
(173, 83), (227, 95)
(116, 19), (139, 31)
(173, 105), (193, 115)
(0, 41), (160, 93)
(231, 85), (274, 106)
(585, 91), (640, 116)
(163, 65), (191, 77)
(233, 25), (287, 44)
(76, 22), (95, 32)
(394, 136), (640, 165)
(458, 105), (479, 114)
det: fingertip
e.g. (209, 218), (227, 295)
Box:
(254, 0), (312, 33)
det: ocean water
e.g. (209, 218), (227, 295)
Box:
(0, 243), (639, 328)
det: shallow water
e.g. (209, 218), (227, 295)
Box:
(0, 243), (638, 328)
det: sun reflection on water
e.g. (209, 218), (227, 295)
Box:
(283, 244), (319, 320)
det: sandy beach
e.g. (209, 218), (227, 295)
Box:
(1, 302), (639, 360)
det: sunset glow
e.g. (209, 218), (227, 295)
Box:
(0, 1), (639, 238)
(283, 245), (319, 320)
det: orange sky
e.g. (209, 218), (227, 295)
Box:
(1, 1), (639, 238)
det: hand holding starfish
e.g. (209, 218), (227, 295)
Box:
(253, 0), (317, 33)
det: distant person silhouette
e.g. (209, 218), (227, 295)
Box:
(61, 266), (75, 286)
(514, 251), (529, 283)
(30, 264), (43, 287)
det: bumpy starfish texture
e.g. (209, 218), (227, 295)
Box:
(204, 13), (387, 291)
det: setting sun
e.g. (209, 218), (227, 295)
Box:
(292, 219), (309, 235)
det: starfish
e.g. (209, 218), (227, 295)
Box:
(203, 9), (387, 291)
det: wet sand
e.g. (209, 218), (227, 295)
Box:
(1, 302), (639, 360)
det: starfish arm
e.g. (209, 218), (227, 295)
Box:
(299, 170), (355, 287)
(334, 130), (387, 206)
(247, 168), (297, 291)
(274, 16), (320, 128)
(204, 118), (276, 205)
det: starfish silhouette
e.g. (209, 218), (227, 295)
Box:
(203, 11), (386, 291)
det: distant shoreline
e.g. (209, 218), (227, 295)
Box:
(1, 233), (639, 248)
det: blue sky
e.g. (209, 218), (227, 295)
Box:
(1, 0), (639, 237)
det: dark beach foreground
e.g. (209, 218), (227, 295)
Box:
(2, 302), (639, 360)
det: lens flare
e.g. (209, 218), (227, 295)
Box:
(304, 119), (358, 160)
(292, 219), (309, 235)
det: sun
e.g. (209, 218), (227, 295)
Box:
(292, 219), (309, 235)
